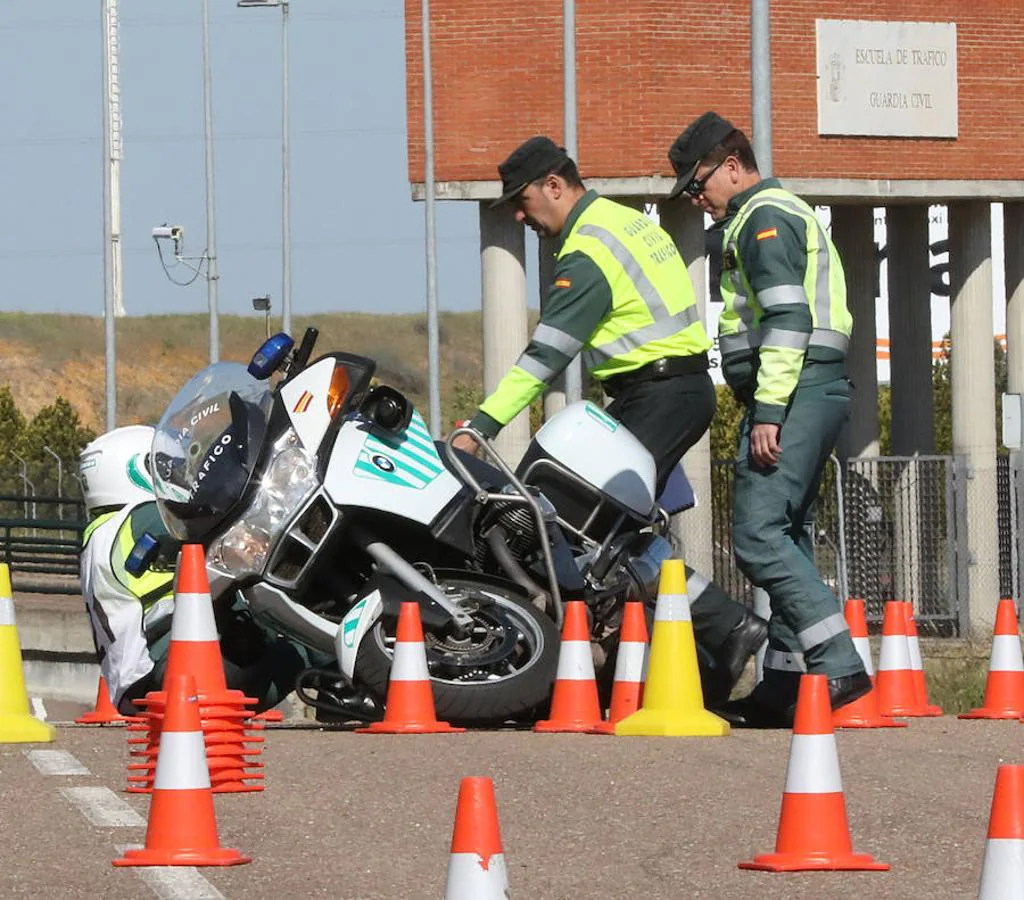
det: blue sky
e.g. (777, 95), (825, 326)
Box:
(0, 1), (487, 318)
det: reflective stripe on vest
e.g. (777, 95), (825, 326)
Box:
(718, 188), (850, 352)
(558, 197), (710, 376)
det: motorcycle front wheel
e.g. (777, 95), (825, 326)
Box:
(354, 574), (560, 727)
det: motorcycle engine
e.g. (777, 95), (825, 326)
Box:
(488, 504), (538, 560)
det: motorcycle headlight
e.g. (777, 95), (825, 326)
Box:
(208, 433), (316, 577)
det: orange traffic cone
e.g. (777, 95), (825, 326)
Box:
(833, 599), (906, 729)
(979, 765), (1024, 898)
(113, 674), (250, 867)
(252, 708), (284, 722)
(357, 602), (464, 734)
(164, 545), (231, 692)
(874, 600), (920, 718)
(535, 600), (613, 734)
(608, 601), (648, 725)
(444, 777), (509, 899)
(902, 602), (942, 716)
(961, 599), (1024, 720)
(76, 675), (129, 725)
(739, 673), (889, 872)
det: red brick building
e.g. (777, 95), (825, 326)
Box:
(404, 2), (1024, 633)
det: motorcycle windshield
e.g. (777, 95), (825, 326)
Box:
(151, 362), (273, 542)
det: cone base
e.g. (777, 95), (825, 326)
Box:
(355, 720), (465, 734)
(902, 706), (943, 717)
(739, 851), (889, 872)
(834, 716), (908, 729)
(960, 707), (1024, 720)
(252, 709), (284, 722)
(534, 719), (614, 734)
(0, 714), (56, 743)
(74, 713), (128, 725)
(113, 847), (251, 867)
(614, 707), (730, 737)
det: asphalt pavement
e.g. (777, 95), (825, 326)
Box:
(0, 703), (1018, 900)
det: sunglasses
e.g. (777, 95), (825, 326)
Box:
(683, 158), (726, 198)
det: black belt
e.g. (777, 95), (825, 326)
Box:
(602, 353), (709, 398)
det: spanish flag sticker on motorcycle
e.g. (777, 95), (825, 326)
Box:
(293, 390), (314, 413)
(756, 227), (778, 241)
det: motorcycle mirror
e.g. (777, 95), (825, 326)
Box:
(248, 332), (295, 380)
(125, 532), (161, 578)
(360, 385), (413, 435)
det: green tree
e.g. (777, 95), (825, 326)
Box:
(21, 398), (95, 500)
(0, 386), (27, 503)
(710, 385), (744, 462)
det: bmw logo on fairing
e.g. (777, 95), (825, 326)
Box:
(372, 454), (395, 473)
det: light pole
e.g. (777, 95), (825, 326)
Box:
(202, 0), (220, 363)
(238, 0), (292, 337)
(252, 295), (272, 339)
(43, 446), (63, 522)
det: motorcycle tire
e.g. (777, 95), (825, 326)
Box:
(353, 575), (560, 727)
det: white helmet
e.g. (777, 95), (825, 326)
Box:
(79, 425), (156, 515)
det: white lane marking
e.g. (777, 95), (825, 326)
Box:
(115, 846), (226, 900)
(61, 786), (145, 827)
(31, 697), (47, 721)
(24, 749), (90, 776)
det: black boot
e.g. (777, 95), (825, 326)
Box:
(708, 609), (768, 701)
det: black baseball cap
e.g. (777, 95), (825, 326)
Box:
(491, 136), (570, 207)
(667, 112), (737, 200)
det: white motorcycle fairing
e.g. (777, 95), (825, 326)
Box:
(322, 409), (463, 526)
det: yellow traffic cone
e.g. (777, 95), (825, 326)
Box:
(0, 564), (55, 743)
(614, 560), (729, 737)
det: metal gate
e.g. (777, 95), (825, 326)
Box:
(711, 455), (962, 634)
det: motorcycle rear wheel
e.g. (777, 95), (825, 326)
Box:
(354, 575), (560, 727)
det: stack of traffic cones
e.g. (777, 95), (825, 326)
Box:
(535, 599), (613, 734)
(875, 599), (922, 718)
(902, 602), (943, 716)
(608, 601), (649, 725)
(833, 598), (906, 729)
(114, 673), (250, 867)
(76, 675), (129, 725)
(978, 765), (1024, 897)
(126, 545), (264, 793)
(357, 602), (464, 734)
(615, 560), (729, 737)
(739, 673), (889, 872)
(961, 598), (1024, 720)
(0, 563), (55, 743)
(444, 777), (509, 899)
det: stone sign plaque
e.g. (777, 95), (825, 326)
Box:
(816, 20), (958, 138)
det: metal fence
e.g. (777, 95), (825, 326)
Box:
(711, 455), (976, 636)
(0, 495), (86, 595)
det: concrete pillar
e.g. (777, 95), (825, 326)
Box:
(949, 200), (999, 636)
(479, 201), (531, 466)
(538, 236), (568, 421)
(831, 205), (879, 459)
(886, 205), (935, 454)
(1004, 204), (1024, 608)
(658, 197), (714, 579)
(1006, 203), (1024, 396)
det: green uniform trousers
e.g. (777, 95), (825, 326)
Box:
(731, 367), (863, 702)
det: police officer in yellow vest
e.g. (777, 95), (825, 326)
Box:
(453, 136), (768, 704)
(666, 112), (870, 727)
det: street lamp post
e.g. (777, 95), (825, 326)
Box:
(202, 0), (220, 363)
(238, 0), (292, 336)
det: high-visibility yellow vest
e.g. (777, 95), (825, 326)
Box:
(558, 197), (711, 378)
(718, 188), (851, 358)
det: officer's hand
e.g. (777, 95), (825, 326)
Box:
(451, 433), (480, 456)
(750, 423), (781, 468)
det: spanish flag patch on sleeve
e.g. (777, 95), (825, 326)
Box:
(554, 278), (572, 289)
(756, 227), (778, 241)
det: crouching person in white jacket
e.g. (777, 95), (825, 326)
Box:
(79, 425), (322, 715)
